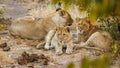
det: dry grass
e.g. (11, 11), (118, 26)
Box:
(28, 3), (88, 20)
(28, 4), (56, 18)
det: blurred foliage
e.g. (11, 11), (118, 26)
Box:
(81, 57), (91, 68)
(0, 9), (4, 15)
(51, 0), (120, 22)
(0, 8), (4, 19)
(97, 16), (119, 40)
(0, 8), (4, 30)
(67, 54), (114, 68)
(52, 0), (74, 10)
(112, 41), (120, 58)
(112, 40), (119, 53)
(97, 16), (120, 56)
(81, 54), (111, 68)
(67, 62), (75, 68)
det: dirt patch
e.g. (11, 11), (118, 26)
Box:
(0, 32), (104, 67)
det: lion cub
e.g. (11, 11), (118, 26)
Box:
(46, 26), (73, 55)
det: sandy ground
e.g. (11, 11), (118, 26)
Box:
(0, 0), (29, 19)
(0, 34), (104, 68)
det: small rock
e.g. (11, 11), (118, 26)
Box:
(42, 59), (49, 65)
(39, 54), (46, 59)
(22, 51), (29, 60)
(39, 54), (49, 65)
(29, 54), (39, 62)
(17, 52), (29, 65)
(27, 63), (34, 68)
(37, 59), (42, 63)
(17, 56), (28, 65)
(3, 46), (10, 51)
(0, 42), (7, 48)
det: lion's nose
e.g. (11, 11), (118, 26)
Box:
(60, 40), (62, 43)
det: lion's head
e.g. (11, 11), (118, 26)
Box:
(76, 17), (91, 34)
(55, 26), (72, 43)
(52, 8), (73, 26)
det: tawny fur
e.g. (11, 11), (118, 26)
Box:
(9, 9), (73, 41)
(80, 31), (113, 51)
(73, 17), (97, 43)
(45, 26), (73, 55)
(74, 17), (113, 51)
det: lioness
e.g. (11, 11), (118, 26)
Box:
(9, 8), (73, 41)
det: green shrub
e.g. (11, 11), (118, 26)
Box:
(97, 17), (119, 40)
(67, 54), (114, 68)
(67, 62), (75, 68)
(51, 0), (120, 22)
(0, 9), (4, 15)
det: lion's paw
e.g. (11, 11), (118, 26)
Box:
(56, 50), (63, 55)
(44, 43), (50, 50)
(66, 48), (73, 54)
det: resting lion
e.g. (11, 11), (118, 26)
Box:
(9, 8), (73, 41)
(73, 17), (97, 43)
(74, 17), (113, 51)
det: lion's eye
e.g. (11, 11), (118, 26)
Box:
(59, 11), (65, 16)
(83, 24), (86, 26)
(60, 13), (64, 16)
(63, 34), (65, 35)
(79, 23), (82, 25)
(58, 34), (60, 36)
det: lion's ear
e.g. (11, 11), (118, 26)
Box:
(55, 27), (60, 31)
(56, 2), (61, 11)
(59, 10), (66, 16)
(64, 26), (70, 32)
(56, 8), (61, 11)
(55, 26), (62, 31)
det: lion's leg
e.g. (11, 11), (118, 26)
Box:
(55, 43), (63, 55)
(66, 41), (74, 54)
(85, 32), (102, 47)
(81, 32), (99, 47)
(45, 30), (56, 49)
(80, 32), (103, 51)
